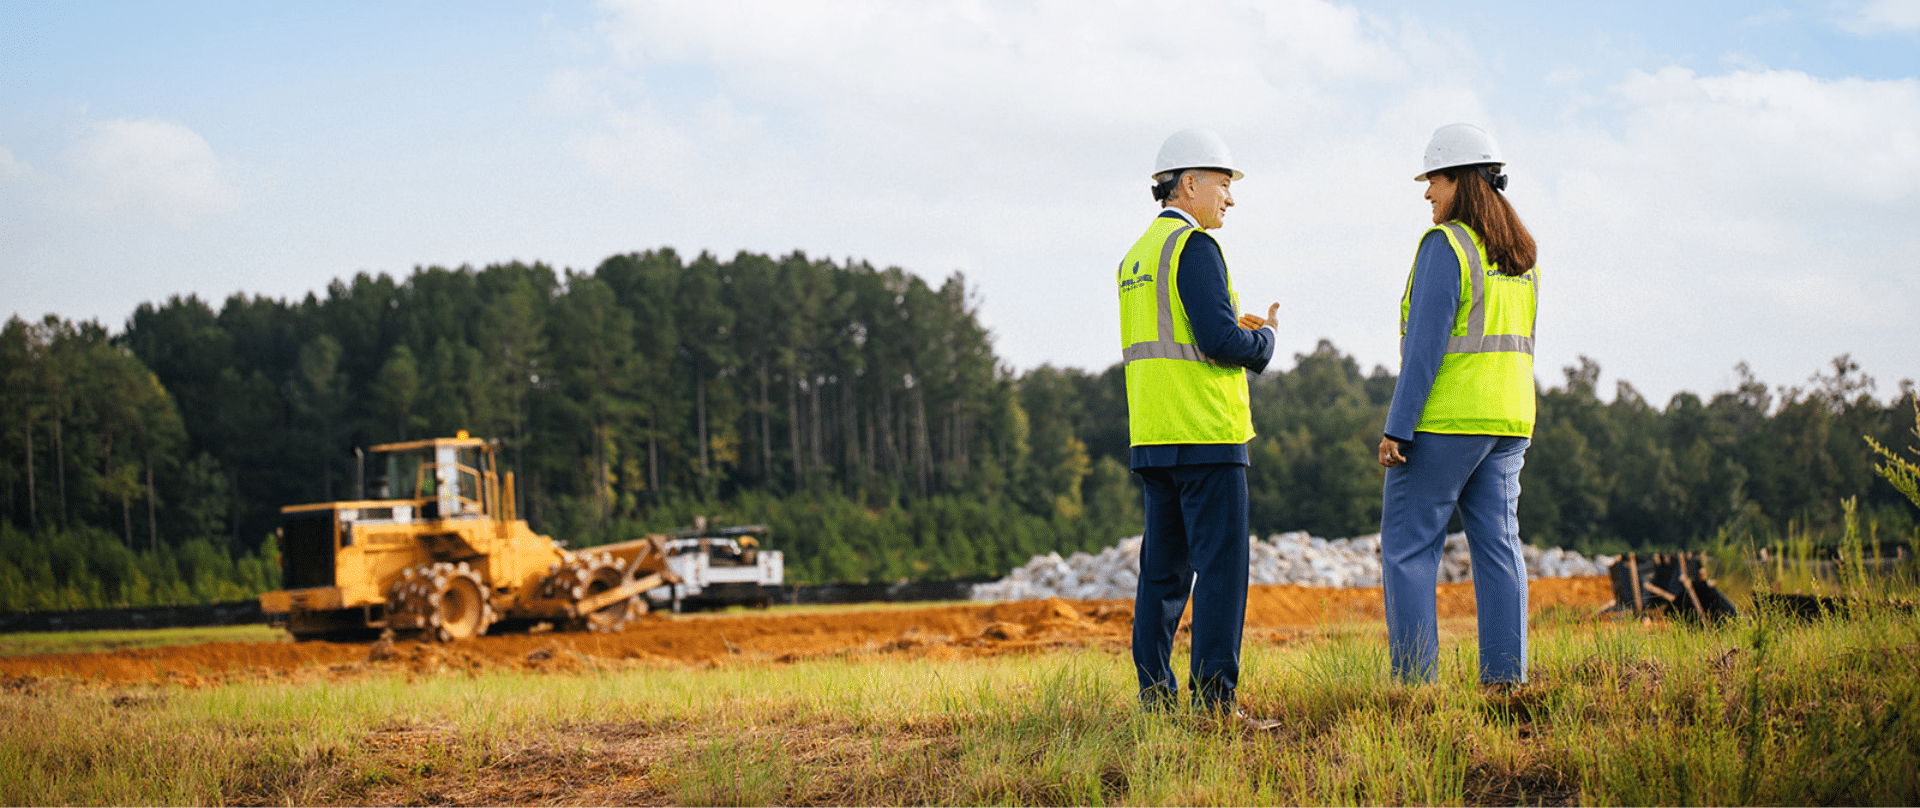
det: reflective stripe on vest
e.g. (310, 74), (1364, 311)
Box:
(1401, 222), (1537, 356)
(1118, 215), (1254, 446)
(1121, 224), (1212, 364)
(1398, 221), (1538, 437)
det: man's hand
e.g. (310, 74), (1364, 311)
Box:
(1237, 302), (1282, 330)
(1378, 436), (1407, 468)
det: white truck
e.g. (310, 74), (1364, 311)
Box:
(644, 523), (784, 611)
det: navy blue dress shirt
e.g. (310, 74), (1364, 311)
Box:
(1131, 210), (1275, 469)
(1383, 229), (1461, 443)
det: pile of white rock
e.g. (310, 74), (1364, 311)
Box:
(971, 531), (1617, 603)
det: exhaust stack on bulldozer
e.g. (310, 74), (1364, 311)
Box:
(259, 433), (681, 641)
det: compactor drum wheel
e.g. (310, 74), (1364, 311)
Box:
(546, 551), (646, 632)
(385, 565), (436, 632)
(388, 562), (495, 641)
(431, 563), (493, 641)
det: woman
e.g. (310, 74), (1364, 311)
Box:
(1377, 123), (1539, 685)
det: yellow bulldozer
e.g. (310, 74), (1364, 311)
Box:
(259, 433), (679, 641)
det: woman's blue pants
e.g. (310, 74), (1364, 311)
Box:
(1381, 433), (1530, 684)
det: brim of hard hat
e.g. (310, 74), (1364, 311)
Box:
(1415, 161), (1502, 181)
(1155, 166), (1244, 181)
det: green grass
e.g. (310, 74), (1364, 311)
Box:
(0, 624), (286, 657)
(1713, 497), (1920, 606)
(4, 603), (1918, 806)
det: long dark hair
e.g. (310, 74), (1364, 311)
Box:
(1442, 165), (1535, 275)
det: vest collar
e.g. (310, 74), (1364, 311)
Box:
(1158, 207), (1201, 228)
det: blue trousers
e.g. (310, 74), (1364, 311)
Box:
(1132, 463), (1249, 710)
(1381, 433), (1530, 684)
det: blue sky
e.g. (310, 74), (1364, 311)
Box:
(3, 0), (1917, 406)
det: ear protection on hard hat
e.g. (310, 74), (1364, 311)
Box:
(1475, 165), (1509, 192)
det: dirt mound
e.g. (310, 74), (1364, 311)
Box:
(0, 577), (1614, 685)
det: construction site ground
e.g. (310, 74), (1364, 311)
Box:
(0, 578), (1613, 686)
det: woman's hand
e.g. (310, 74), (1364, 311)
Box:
(1378, 436), (1407, 468)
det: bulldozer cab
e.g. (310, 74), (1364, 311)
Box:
(367, 436), (492, 520)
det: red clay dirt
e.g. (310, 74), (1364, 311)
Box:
(0, 578), (1614, 685)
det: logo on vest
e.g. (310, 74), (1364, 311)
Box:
(1486, 269), (1533, 283)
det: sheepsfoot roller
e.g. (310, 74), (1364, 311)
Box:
(258, 434), (682, 641)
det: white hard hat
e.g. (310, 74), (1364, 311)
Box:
(1416, 123), (1503, 181)
(1153, 129), (1243, 180)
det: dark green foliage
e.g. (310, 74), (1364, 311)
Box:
(3, 251), (1916, 602)
(1518, 356), (1919, 554)
(0, 523), (279, 611)
(1247, 340), (1394, 540)
(2, 315), (192, 549)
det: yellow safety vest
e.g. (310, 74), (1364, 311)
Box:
(1118, 215), (1255, 446)
(1399, 221), (1537, 437)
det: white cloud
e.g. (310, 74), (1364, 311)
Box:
(564, 0), (1460, 253)
(67, 118), (241, 227)
(578, 0), (1427, 173)
(574, 104), (699, 191)
(541, 67), (610, 116)
(562, 0), (1463, 359)
(0, 146), (26, 181)
(1522, 64), (1920, 399)
(1837, 0), (1920, 35)
(548, 0), (1918, 403)
(1612, 67), (1920, 207)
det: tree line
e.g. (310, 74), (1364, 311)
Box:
(2, 248), (1915, 609)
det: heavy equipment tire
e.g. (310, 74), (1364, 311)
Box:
(389, 562), (495, 641)
(425, 562), (493, 641)
(545, 551), (643, 632)
(385, 564), (438, 633)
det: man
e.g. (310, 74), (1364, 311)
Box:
(1118, 128), (1279, 716)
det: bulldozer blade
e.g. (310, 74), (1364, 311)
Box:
(572, 572), (669, 617)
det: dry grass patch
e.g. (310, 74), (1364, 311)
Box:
(5, 605), (1920, 806)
